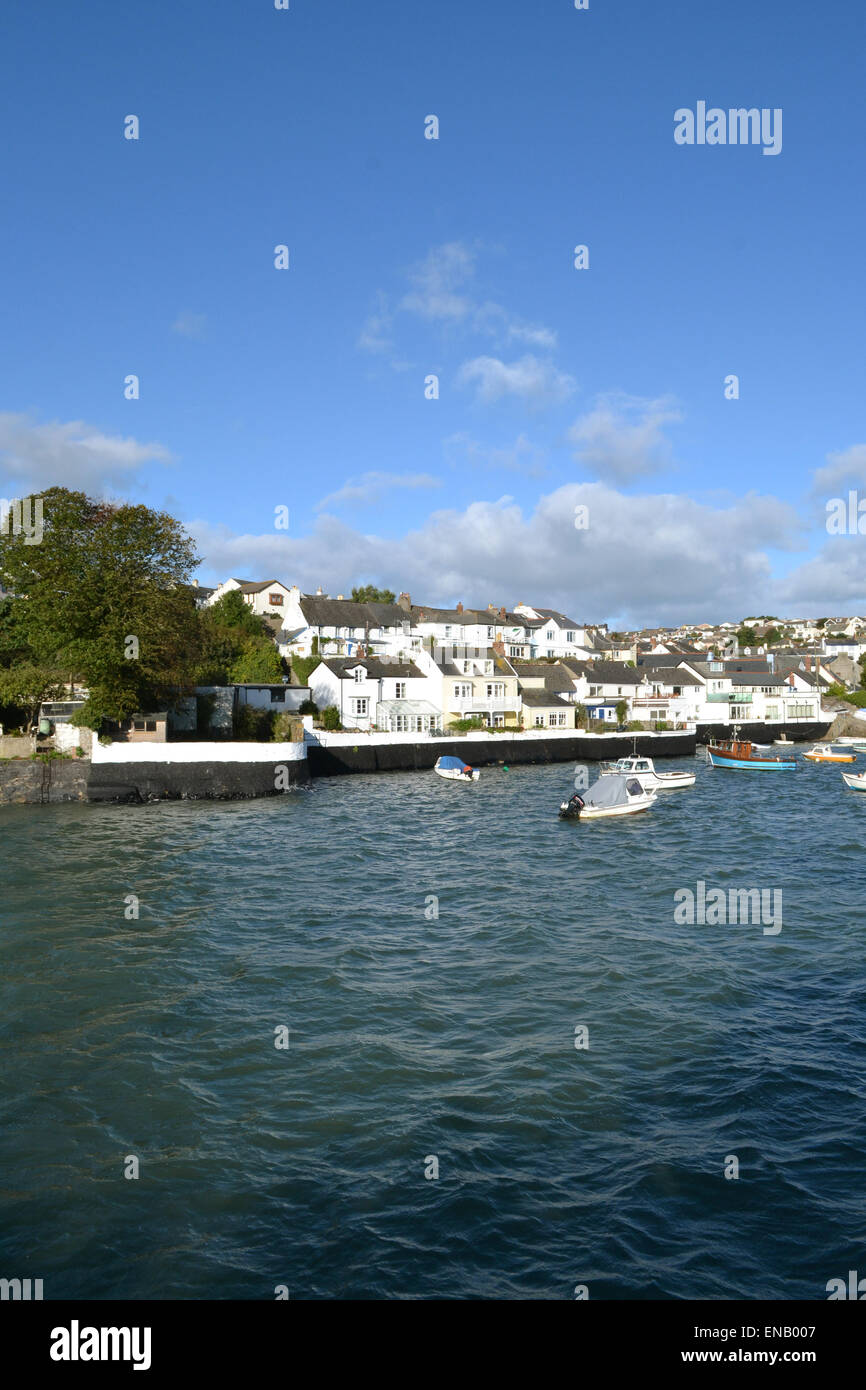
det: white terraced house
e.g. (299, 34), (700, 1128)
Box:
(405, 599), (533, 661)
(675, 660), (823, 726)
(512, 604), (597, 660)
(307, 655), (443, 732)
(206, 578), (295, 618)
(280, 588), (417, 660)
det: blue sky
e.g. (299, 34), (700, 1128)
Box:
(2, 0), (865, 626)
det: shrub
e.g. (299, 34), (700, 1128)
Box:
(447, 717), (486, 733)
(298, 698), (318, 715)
(235, 706), (274, 741)
(320, 705), (342, 731)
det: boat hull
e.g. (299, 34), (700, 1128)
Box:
(708, 750), (796, 770)
(841, 772), (866, 791)
(577, 798), (655, 819)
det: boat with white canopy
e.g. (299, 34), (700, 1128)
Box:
(559, 773), (656, 821)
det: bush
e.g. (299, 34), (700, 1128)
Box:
(320, 705), (342, 731)
(843, 690), (866, 708)
(298, 698), (318, 715)
(234, 706), (274, 741)
(447, 717), (486, 734)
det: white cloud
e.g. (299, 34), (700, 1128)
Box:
(444, 431), (548, 477)
(317, 471), (441, 510)
(190, 481), (805, 628)
(399, 242), (476, 321)
(569, 393), (682, 483)
(0, 412), (171, 495)
(811, 444), (866, 496)
(458, 354), (576, 405)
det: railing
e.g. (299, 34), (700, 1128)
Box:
(706, 691), (753, 703)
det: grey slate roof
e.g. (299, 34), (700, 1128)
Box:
(318, 657), (424, 679)
(520, 689), (573, 708)
(300, 596), (408, 628)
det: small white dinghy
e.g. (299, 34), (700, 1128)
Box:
(841, 770), (866, 792)
(560, 773), (656, 821)
(434, 755), (479, 782)
(600, 754), (695, 790)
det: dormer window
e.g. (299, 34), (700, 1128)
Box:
(353, 667), (365, 683)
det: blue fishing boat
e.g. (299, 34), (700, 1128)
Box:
(707, 728), (797, 771)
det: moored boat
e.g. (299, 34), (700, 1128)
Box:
(803, 744), (856, 763)
(599, 754), (695, 790)
(707, 729), (797, 771)
(559, 773), (656, 820)
(841, 770), (866, 791)
(434, 755), (480, 782)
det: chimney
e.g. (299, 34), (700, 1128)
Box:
(337, 594), (344, 601)
(456, 601), (463, 614)
(398, 592), (411, 612)
(316, 586), (323, 596)
(499, 606), (506, 620)
(492, 638), (506, 657)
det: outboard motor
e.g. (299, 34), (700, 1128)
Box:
(559, 792), (584, 819)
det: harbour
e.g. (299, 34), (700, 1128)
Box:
(2, 755), (864, 1300)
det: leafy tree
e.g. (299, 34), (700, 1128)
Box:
(736, 626), (758, 648)
(195, 590), (282, 685)
(351, 585), (396, 604)
(764, 626), (782, 645)
(320, 705), (342, 730)
(0, 488), (200, 730)
(0, 662), (67, 732)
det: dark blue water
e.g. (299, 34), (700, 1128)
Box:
(1, 755), (865, 1299)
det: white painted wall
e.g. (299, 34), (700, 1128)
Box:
(91, 741), (307, 763)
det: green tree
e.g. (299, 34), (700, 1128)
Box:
(737, 626), (758, 648)
(195, 590), (281, 685)
(351, 585), (396, 603)
(0, 488), (200, 730)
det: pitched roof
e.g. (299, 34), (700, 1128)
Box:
(317, 657), (424, 679)
(300, 596), (408, 628)
(520, 689), (573, 707)
(232, 578), (286, 594)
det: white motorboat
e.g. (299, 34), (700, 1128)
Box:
(599, 755), (695, 790)
(434, 755), (479, 782)
(841, 770), (866, 792)
(560, 773), (656, 821)
(773, 734), (794, 746)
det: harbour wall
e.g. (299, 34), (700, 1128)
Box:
(0, 758), (89, 804)
(87, 740), (310, 802)
(695, 720), (832, 745)
(305, 728), (696, 777)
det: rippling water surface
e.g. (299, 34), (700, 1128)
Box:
(1, 754), (865, 1299)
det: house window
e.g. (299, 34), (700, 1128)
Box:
(566, 630), (575, 642)
(589, 686), (602, 697)
(350, 698), (368, 716)
(649, 708), (664, 719)
(491, 713), (505, 727)
(145, 720), (156, 732)
(453, 683), (471, 699)
(395, 682), (406, 699)
(534, 714), (544, 727)
(270, 688), (285, 702)
(133, 720), (145, 730)
(730, 705), (750, 720)
(268, 592), (284, 606)
(487, 683), (506, 698)
(353, 668), (364, 683)
(444, 625), (454, 638)
(509, 645), (522, 657)
(765, 705), (779, 720)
